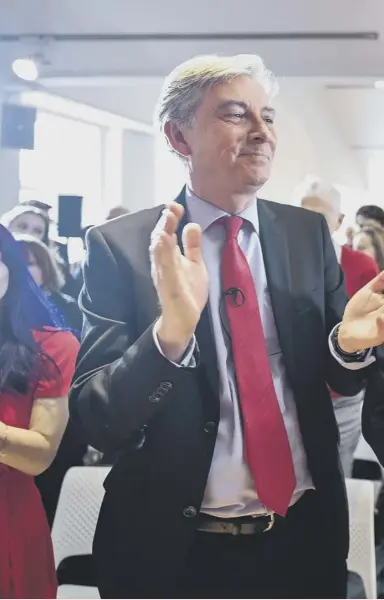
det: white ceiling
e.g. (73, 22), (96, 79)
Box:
(0, 0), (384, 79)
(2, 1), (384, 158)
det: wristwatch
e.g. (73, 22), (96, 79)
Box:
(331, 324), (369, 363)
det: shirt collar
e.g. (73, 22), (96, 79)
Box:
(333, 239), (342, 263)
(185, 187), (259, 234)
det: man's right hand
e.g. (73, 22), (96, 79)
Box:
(150, 202), (209, 361)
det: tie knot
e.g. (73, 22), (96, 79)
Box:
(221, 216), (243, 240)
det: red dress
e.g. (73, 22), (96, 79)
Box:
(340, 244), (379, 297)
(0, 328), (79, 599)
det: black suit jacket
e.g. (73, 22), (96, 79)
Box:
(363, 345), (384, 464)
(70, 191), (368, 592)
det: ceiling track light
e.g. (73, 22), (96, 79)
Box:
(12, 56), (39, 81)
(0, 31), (380, 42)
(11, 36), (51, 82)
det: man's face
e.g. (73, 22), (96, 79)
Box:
(170, 76), (277, 196)
(301, 196), (340, 234)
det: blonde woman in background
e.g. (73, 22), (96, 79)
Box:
(353, 226), (384, 272)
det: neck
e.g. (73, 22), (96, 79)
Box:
(188, 176), (258, 214)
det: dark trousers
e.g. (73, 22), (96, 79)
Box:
(98, 491), (347, 599)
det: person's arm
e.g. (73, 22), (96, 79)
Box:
(0, 397), (68, 476)
(0, 330), (79, 476)
(322, 218), (369, 396)
(69, 225), (201, 455)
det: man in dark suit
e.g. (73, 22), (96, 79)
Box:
(70, 54), (384, 599)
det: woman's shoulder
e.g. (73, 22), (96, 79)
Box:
(33, 327), (80, 359)
(33, 326), (78, 343)
(33, 328), (80, 397)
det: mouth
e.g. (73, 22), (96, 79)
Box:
(240, 151), (271, 160)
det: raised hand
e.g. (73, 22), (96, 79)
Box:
(339, 271), (384, 353)
(150, 203), (209, 360)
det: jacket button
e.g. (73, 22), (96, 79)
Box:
(204, 421), (216, 433)
(149, 394), (160, 403)
(182, 506), (197, 518)
(160, 381), (173, 391)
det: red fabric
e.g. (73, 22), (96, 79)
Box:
(221, 216), (296, 516)
(341, 245), (379, 297)
(0, 328), (79, 599)
(330, 246), (378, 399)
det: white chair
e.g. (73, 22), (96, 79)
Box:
(51, 466), (111, 599)
(354, 435), (384, 503)
(355, 436), (382, 465)
(346, 478), (377, 599)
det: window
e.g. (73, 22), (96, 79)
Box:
(19, 111), (103, 229)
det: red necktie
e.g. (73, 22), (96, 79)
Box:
(221, 216), (296, 516)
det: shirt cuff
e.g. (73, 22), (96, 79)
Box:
(328, 324), (376, 370)
(152, 325), (198, 368)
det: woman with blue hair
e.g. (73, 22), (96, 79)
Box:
(0, 225), (79, 598)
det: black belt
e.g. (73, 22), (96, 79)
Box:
(197, 512), (275, 536)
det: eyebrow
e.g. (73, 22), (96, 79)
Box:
(216, 100), (275, 116)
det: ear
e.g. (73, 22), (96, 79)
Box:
(335, 213), (344, 231)
(164, 121), (191, 158)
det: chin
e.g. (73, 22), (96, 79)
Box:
(245, 173), (270, 189)
(246, 163), (270, 183)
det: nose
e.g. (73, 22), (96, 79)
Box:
(249, 115), (274, 144)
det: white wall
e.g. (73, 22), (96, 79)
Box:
(262, 83), (365, 204)
(0, 146), (20, 215)
(0, 89), (21, 215)
(122, 130), (155, 212)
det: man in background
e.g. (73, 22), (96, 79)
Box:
(106, 206), (129, 220)
(301, 179), (379, 476)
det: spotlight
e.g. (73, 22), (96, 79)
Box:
(374, 80), (384, 90)
(12, 58), (39, 82)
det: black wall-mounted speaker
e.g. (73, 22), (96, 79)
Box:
(0, 103), (36, 150)
(57, 195), (83, 238)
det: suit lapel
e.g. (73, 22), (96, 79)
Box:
(258, 199), (297, 382)
(176, 189), (220, 399)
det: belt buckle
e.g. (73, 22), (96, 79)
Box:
(231, 522), (241, 536)
(263, 513), (275, 532)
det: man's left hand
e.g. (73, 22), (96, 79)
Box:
(338, 271), (384, 353)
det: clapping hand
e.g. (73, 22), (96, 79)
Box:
(150, 203), (209, 360)
(338, 271), (384, 353)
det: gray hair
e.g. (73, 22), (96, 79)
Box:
(299, 177), (342, 214)
(155, 54), (278, 131)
